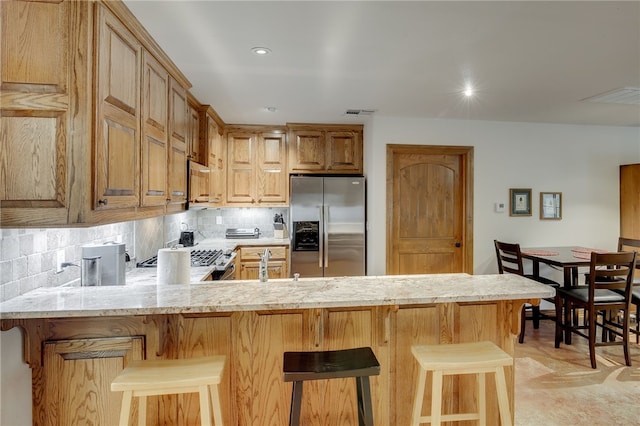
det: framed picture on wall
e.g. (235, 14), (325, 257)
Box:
(509, 188), (532, 216)
(540, 192), (562, 220)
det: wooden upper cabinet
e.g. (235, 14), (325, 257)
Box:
(326, 130), (362, 172)
(288, 124), (363, 174)
(187, 97), (203, 164)
(0, 0), (74, 226)
(226, 126), (288, 206)
(94, 3), (141, 210)
(205, 112), (225, 205)
(257, 132), (288, 204)
(226, 132), (255, 204)
(140, 50), (169, 207)
(167, 77), (188, 207)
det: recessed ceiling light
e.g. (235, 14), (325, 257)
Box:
(464, 85), (474, 97)
(251, 47), (271, 56)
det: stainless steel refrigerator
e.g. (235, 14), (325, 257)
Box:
(290, 176), (366, 277)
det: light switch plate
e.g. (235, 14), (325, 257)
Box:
(495, 202), (506, 213)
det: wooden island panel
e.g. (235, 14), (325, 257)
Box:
(2, 300), (522, 425)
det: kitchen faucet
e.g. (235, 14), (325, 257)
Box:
(259, 249), (271, 282)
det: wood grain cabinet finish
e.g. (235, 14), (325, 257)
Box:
(288, 124), (363, 174)
(0, 0), (79, 226)
(43, 336), (144, 426)
(226, 126), (288, 206)
(1, 0), (192, 226)
(5, 299), (520, 425)
(167, 77), (188, 209)
(620, 163), (640, 240)
(140, 50), (169, 207)
(204, 109), (226, 205)
(187, 96), (203, 164)
(94, 3), (141, 210)
(237, 245), (289, 280)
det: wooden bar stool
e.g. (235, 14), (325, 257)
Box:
(111, 355), (225, 426)
(411, 341), (512, 426)
(283, 347), (380, 426)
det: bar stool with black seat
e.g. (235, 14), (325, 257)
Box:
(494, 240), (560, 343)
(555, 251), (636, 369)
(111, 355), (225, 426)
(283, 347), (380, 426)
(411, 341), (513, 426)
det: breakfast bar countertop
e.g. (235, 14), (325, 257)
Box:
(0, 273), (554, 319)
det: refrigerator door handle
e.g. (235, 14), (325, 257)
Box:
(324, 205), (329, 268)
(318, 206), (324, 268)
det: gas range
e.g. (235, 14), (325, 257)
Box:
(137, 249), (236, 271)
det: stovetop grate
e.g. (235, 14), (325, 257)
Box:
(136, 249), (222, 268)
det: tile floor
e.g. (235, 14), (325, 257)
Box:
(514, 319), (640, 425)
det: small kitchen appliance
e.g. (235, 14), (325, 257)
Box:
(225, 228), (260, 239)
(81, 242), (126, 285)
(179, 231), (195, 247)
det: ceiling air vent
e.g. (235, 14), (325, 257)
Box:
(583, 87), (640, 105)
(344, 109), (377, 116)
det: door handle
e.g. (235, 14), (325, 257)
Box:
(324, 205), (329, 268)
(318, 206), (324, 268)
(455, 242), (461, 248)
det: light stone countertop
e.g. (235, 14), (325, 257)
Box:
(0, 273), (555, 319)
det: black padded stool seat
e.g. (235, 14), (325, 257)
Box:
(283, 347), (380, 426)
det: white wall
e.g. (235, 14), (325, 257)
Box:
(0, 328), (32, 426)
(364, 116), (640, 278)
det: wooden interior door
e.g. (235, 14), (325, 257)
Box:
(386, 145), (473, 274)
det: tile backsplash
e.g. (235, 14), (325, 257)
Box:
(0, 223), (134, 302)
(0, 208), (288, 302)
(197, 207), (288, 239)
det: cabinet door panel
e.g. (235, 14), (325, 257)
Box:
(0, 0), (71, 224)
(326, 131), (361, 171)
(168, 78), (187, 205)
(141, 51), (168, 206)
(289, 130), (325, 172)
(1, 0), (68, 92)
(208, 117), (225, 204)
(102, 25), (138, 115)
(44, 337), (143, 426)
(179, 314), (234, 425)
(257, 133), (287, 203)
(95, 5), (140, 209)
(252, 311), (307, 425)
(227, 133), (255, 203)
(320, 308), (375, 425)
(1, 113), (65, 207)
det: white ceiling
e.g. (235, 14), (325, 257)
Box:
(123, 1), (640, 127)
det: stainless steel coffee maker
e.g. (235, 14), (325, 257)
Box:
(81, 242), (126, 286)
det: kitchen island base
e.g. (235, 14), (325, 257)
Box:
(2, 300), (524, 425)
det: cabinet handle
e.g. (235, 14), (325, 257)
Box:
(98, 199), (108, 206)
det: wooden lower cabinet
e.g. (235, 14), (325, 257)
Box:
(43, 336), (144, 426)
(237, 245), (289, 279)
(6, 300), (520, 425)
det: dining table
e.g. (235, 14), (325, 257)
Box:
(520, 246), (610, 288)
(520, 246), (610, 344)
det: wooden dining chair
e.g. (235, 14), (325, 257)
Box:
(554, 251), (637, 369)
(494, 240), (560, 343)
(618, 237), (640, 343)
(586, 237), (640, 344)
